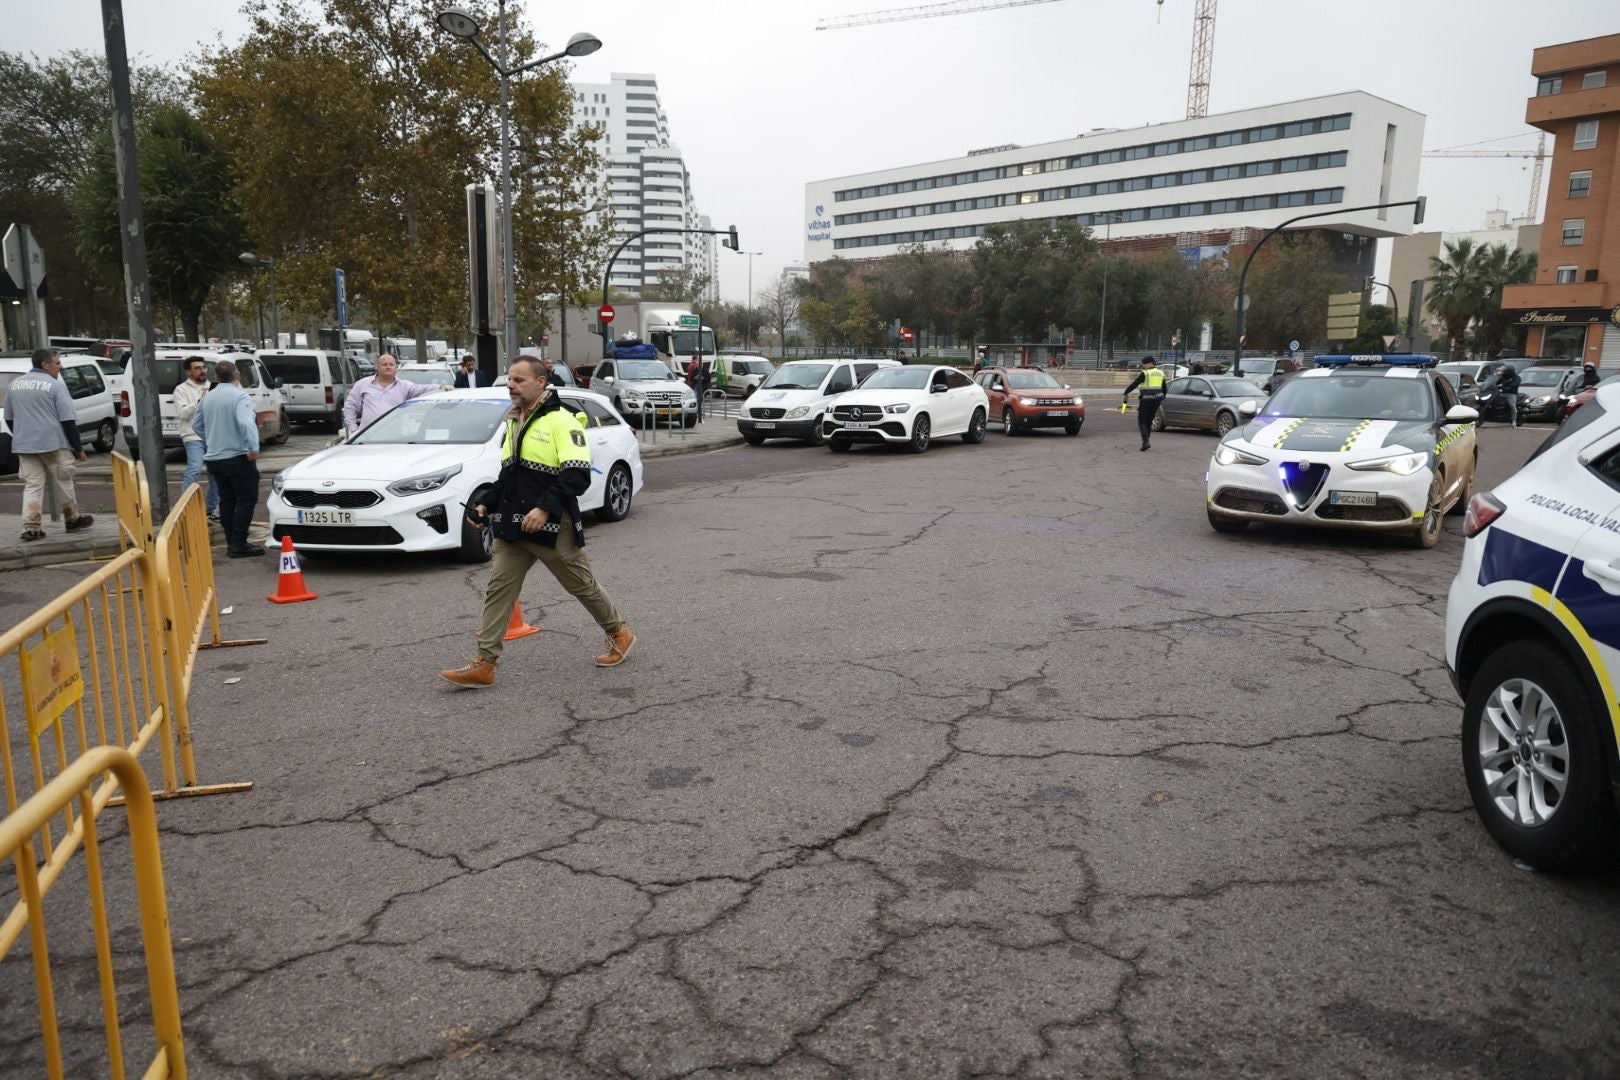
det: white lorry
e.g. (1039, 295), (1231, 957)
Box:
(546, 302), (717, 374)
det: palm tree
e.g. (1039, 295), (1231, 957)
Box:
(1427, 238), (1485, 361)
(1473, 244), (1538, 358)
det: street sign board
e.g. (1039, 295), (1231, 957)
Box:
(1326, 290), (1363, 338)
(598, 304), (615, 325)
(1288, 339), (1299, 353)
(677, 314), (700, 330)
(1233, 294), (1251, 313)
(334, 268), (348, 328)
(2, 223), (44, 291)
(900, 327), (914, 342)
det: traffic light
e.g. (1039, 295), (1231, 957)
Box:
(1413, 195), (1427, 226)
(723, 225), (738, 251)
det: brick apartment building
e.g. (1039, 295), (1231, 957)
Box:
(1502, 32), (1620, 365)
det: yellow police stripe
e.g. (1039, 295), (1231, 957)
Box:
(1339, 419), (1373, 453)
(1532, 585), (1620, 752)
(1272, 417), (1306, 449)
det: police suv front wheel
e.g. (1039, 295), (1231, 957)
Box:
(1462, 640), (1615, 870)
(1411, 476), (1444, 549)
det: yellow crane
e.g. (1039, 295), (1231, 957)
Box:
(816, 0), (1220, 119)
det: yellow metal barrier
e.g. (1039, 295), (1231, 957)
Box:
(1, 746), (188, 1080)
(110, 453), (155, 553)
(155, 483), (266, 670)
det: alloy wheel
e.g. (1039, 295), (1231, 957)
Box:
(1478, 677), (1569, 828)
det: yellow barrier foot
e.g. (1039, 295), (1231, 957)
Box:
(201, 637), (269, 650)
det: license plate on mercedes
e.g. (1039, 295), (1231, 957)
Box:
(297, 510), (355, 525)
(1328, 490), (1376, 507)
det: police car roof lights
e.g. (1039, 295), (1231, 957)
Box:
(1312, 354), (1435, 368)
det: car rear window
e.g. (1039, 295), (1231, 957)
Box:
(261, 355), (322, 383)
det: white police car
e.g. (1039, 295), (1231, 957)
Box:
(1445, 380), (1620, 869)
(1205, 356), (1479, 549)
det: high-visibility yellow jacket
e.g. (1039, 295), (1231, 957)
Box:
(487, 392), (592, 548)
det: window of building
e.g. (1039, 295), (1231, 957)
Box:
(1537, 74), (1563, 96)
(1568, 170), (1593, 198)
(1574, 121), (1598, 150)
(1555, 265), (1579, 283)
(1542, 325), (1587, 359)
(1562, 218), (1585, 245)
(1018, 192), (1038, 204)
(1582, 71), (1606, 90)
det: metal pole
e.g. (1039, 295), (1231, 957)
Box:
(1099, 216), (1110, 367)
(268, 260), (279, 345)
(498, 0), (519, 367)
(101, 0), (169, 519)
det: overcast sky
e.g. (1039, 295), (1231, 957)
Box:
(12, 0), (1614, 303)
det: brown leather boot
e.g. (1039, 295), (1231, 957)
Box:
(595, 626), (635, 667)
(440, 657), (496, 687)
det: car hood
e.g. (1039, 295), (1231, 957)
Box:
(284, 441), (491, 483)
(618, 379), (689, 393)
(1004, 388), (1079, 399)
(1234, 416), (1433, 455)
(751, 386), (824, 407)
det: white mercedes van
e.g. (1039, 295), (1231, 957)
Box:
(737, 358), (898, 445)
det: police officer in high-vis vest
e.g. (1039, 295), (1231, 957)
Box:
(1123, 355), (1167, 451)
(441, 358), (635, 687)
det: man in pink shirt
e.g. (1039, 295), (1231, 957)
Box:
(342, 353), (439, 435)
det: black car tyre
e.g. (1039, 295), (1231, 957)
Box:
(963, 408), (987, 444)
(92, 418), (117, 453)
(1065, 419), (1082, 436)
(683, 413), (697, 429)
(1002, 407), (1018, 435)
(459, 489), (494, 563)
(1411, 474), (1443, 549)
(907, 414), (931, 454)
(1150, 410), (1166, 432)
(1207, 507), (1247, 533)
(1462, 640), (1616, 870)
(829, 436), (851, 453)
(806, 416), (825, 447)
(1215, 411), (1236, 437)
(596, 463), (634, 522)
(268, 409), (291, 446)
(742, 432), (766, 446)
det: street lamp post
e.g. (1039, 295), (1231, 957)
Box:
(436, 6), (601, 368)
(1098, 212), (1118, 368)
(732, 249), (761, 351)
(239, 252), (277, 346)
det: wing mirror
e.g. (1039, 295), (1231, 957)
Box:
(931, 384), (948, 394)
(1446, 405), (1480, 423)
(1237, 400), (1259, 418)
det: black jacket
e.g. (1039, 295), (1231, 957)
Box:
(1498, 369), (1521, 394)
(484, 391), (591, 549)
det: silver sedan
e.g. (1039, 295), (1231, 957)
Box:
(1152, 375), (1269, 437)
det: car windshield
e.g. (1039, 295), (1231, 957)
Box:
(1237, 359), (1275, 374)
(860, 367), (934, 390)
(397, 367), (454, 386)
(1519, 369), (1569, 387)
(762, 363), (831, 390)
(261, 355), (321, 383)
(619, 361), (677, 381)
(350, 398), (508, 444)
(1006, 371), (1060, 389)
(1209, 378), (1261, 397)
(1262, 375), (1433, 421)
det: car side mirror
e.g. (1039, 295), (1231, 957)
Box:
(1238, 400), (1259, 418)
(931, 384), (947, 393)
(1445, 405), (1479, 423)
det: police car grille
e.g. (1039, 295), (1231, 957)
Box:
(272, 524), (403, 545)
(1315, 498), (1411, 523)
(751, 408), (786, 420)
(1213, 488), (1287, 516)
(281, 489), (383, 509)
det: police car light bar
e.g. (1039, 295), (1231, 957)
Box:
(1312, 354), (1435, 367)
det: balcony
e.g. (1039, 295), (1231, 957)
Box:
(1526, 85), (1620, 128)
(1502, 281), (1610, 309)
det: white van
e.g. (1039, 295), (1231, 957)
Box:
(119, 348), (289, 459)
(737, 358), (898, 445)
(0, 354), (119, 473)
(257, 349), (358, 430)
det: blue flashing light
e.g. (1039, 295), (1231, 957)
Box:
(1312, 354), (1435, 367)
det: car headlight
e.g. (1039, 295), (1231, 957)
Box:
(386, 463), (462, 496)
(1213, 444), (1267, 466)
(1531, 395), (1552, 406)
(271, 473), (285, 495)
(1348, 451), (1427, 476)
(621, 389), (645, 401)
(883, 403), (911, 414)
(1018, 396), (1040, 406)
(786, 406), (811, 419)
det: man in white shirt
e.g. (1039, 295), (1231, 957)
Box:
(342, 353), (437, 435)
(172, 356), (220, 521)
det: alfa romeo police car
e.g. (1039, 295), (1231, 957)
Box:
(1205, 355), (1479, 549)
(1446, 380), (1620, 869)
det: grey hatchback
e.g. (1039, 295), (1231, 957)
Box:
(1152, 375), (1269, 436)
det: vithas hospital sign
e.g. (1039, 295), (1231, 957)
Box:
(807, 203), (832, 243)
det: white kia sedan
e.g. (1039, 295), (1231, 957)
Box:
(268, 387), (644, 561)
(821, 364), (989, 453)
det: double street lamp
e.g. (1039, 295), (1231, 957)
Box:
(238, 252), (277, 346)
(731, 249), (762, 351)
(436, 5), (601, 360)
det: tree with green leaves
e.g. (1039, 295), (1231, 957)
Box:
(640, 266), (712, 304)
(1346, 304), (1398, 355)
(74, 104), (249, 342)
(1471, 243), (1537, 358)
(1425, 238), (1486, 362)
(1232, 234), (1345, 352)
(970, 219), (1095, 341)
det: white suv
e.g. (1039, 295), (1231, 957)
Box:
(822, 364), (990, 453)
(1445, 380), (1620, 869)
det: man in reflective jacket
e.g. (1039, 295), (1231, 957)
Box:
(441, 359), (635, 687)
(1123, 356), (1167, 451)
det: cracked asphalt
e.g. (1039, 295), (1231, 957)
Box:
(3, 406), (1619, 1078)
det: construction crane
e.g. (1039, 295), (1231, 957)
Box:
(1421, 132), (1548, 223)
(817, 0), (1219, 120)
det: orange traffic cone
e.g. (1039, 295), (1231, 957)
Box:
(502, 601), (541, 641)
(267, 535), (318, 604)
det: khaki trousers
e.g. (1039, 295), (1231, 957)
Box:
(476, 517), (623, 662)
(19, 450), (80, 530)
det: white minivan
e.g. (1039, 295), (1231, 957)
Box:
(119, 347), (289, 459)
(257, 349), (358, 430)
(737, 358), (898, 445)
(0, 354), (119, 473)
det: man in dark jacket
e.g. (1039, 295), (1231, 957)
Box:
(452, 356), (487, 388)
(440, 358), (635, 687)
(1582, 363), (1601, 389)
(1492, 365), (1522, 427)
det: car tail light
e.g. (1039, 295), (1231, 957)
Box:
(325, 386), (334, 405)
(1463, 492), (1506, 538)
(117, 391), (130, 418)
